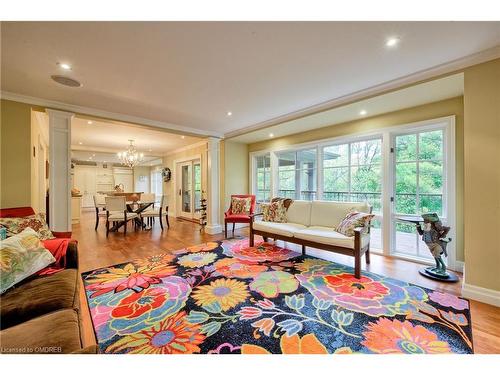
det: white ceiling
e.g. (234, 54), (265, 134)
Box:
(70, 116), (202, 155)
(231, 73), (464, 143)
(2, 22), (500, 137)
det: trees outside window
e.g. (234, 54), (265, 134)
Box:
(277, 149), (317, 200)
(323, 139), (382, 212)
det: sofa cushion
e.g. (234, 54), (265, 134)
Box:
(231, 197), (251, 214)
(0, 309), (82, 354)
(0, 269), (79, 329)
(261, 200), (287, 222)
(294, 226), (370, 249)
(285, 200), (312, 226)
(309, 201), (371, 228)
(0, 213), (55, 240)
(336, 211), (375, 237)
(253, 221), (306, 237)
(0, 228), (56, 294)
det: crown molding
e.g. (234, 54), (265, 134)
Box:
(224, 45), (500, 140)
(0, 91), (223, 139)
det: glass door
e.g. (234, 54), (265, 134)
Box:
(176, 159), (201, 220)
(391, 128), (447, 261)
(193, 161), (202, 219)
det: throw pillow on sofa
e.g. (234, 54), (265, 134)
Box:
(0, 213), (55, 240)
(261, 200), (287, 223)
(231, 197), (252, 215)
(0, 228), (56, 294)
(336, 211), (374, 237)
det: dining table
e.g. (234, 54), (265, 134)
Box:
(108, 200), (154, 232)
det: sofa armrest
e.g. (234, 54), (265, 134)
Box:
(249, 212), (263, 219)
(66, 241), (79, 269)
(353, 227), (371, 250)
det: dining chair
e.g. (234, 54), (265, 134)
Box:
(138, 193), (157, 227)
(140, 195), (170, 230)
(105, 196), (138, 236)
(93, 194), (107, 231)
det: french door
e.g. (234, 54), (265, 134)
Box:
(389, 124), (454, 264)
(176, 159), (201, 220)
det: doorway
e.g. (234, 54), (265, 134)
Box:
(176, 158), (201, 220)
(389, 123), (455, 265)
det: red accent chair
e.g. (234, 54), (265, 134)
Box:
(224, 195), (256, 239)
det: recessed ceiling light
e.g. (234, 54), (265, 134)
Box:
(58, 62), (72, 70)
(360, 110), (367, 116)
(92, 154), (96, 156)
(269, 133), (274, 138)
(181, 135), (185, 139)
(78, 142), (83, 145)
(226, 111), (233, 117)
(385, 37), (400, 48)
(87, 120), (93, 125)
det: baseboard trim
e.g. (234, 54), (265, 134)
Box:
(453, 261), (464, 273)
(205, 224), (223, 235)
(462, 283), (500, 307)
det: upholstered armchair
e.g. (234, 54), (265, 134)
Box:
(224, 194), (256, 238)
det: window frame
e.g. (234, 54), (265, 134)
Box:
(248, 115), (456, 270)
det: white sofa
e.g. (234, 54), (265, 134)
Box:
(250, 200), (373, 278)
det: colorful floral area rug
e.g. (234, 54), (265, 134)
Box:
(81, 240), (473, 354)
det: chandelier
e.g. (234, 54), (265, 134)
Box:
(117, 140), (144, 168)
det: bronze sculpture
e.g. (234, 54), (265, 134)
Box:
(416, 213), (452, 278)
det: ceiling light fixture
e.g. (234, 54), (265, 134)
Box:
(87, 120), (93, 125)
(78, 142), (83, 145)
(360, 110), (367, 116)
(226, 111), (233, 117)
(58, 62), (72, 70)
(181, 135), (185, 139)
(117, 140), (144, 168)
(385, 37), (400, 48)
(269, 133), (274, 138)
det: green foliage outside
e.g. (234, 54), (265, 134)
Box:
(255, 130), (444, 233)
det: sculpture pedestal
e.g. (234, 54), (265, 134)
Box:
(419, 267), (459, 283)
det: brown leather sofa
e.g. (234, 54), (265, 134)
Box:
(0, 242), (97, 354)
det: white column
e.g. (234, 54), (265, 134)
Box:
(46, 109), (74, 233)
(205, 137), (222, 234)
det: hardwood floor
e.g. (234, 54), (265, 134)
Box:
(73, 209), (500, 353)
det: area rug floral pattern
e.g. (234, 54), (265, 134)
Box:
(81, 240), (473, 354)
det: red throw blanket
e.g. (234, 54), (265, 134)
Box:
(38, 238), (74, 276)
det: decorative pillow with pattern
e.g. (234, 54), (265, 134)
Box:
(261, 200), (287, 223)
(0, 228), (56, 294)
(336, 211), (375, 237)
(231, 197), (252, 215)
(0, 213), (55, 240)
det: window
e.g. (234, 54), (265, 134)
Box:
(277, 149), (317, 200)
(255, 154), (271, 203)
(394, 130), (444, 216)
(150, 169), (163, 204)
(250, 117), (455, 266)
(194, 162), (202, 212)
(323, 138), (382, 212)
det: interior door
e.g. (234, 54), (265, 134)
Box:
(178, 161), (193, 219)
